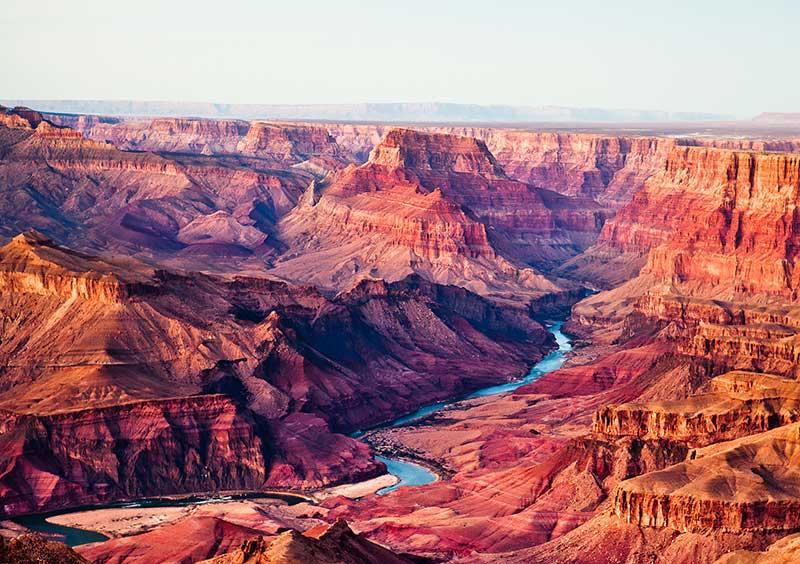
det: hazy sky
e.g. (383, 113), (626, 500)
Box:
(2, 0), (797, 117)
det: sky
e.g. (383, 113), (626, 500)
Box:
(2, 0), (797, 118)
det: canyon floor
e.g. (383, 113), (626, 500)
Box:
(2, 104), (800, 563)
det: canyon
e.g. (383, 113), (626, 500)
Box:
(2, 103), (800, 563)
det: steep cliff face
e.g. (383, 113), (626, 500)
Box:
(326, 431), (688, 557)
(325, 124), (674, 206)
(48, 114), (351, 167)
(444, 130), (676, 206)
(611, 422), (800, 534)
(272, 128), (612, 298)
(47, 110), (800, 213)
(0, 107), (314, 264)
(571, 145), (800, 321)
(0, 395), (267, 515)
(593, 372), (800, 446)
(599, 147), (800, 267)
(0, 234), (554, 421)
(0, 233), (557, 514)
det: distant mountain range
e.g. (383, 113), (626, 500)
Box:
(752, 112), (800, 125)
(0, 99), (733, 123)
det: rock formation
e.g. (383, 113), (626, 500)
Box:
(593, 371), (800, 446)
(5, 103), (800, 563)
(0, 106), (316, 269)
(611, 422), (800, 533)
(199, 520), (418, 564)
(273, 128), (610, 299)
(0, 534), (88, 564)
(47, 113), (351, 168)
(0, 232), (553, 515)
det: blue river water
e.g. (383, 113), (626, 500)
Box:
(12, 322), (571, 544)
(374, 456), (437, 495)
(12, 492), (306, 547)
(372, 321), (571, 494)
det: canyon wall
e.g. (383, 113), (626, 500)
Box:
(0, 396), (267, 515)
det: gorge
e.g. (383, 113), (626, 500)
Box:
(2, 103), (800, 564)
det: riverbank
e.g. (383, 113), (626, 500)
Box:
(11, 321), (572, 547)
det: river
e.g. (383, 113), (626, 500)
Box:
(12, 321), (571, 546)
(11, 492), (306, 547)
(371, 320), (571, 494)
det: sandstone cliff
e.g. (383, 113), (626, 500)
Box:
(271, 128), (612, 299)
(0, 106), (315, 266)
(593, 372), (800, 446)
(0, 233), (555, 515)
(611, 422), (800, 534)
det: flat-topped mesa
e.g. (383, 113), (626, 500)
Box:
(367, 129), (607, 266)
(611, 422), (800, 533)
(593, 371), (800, 447)
(368, 128), (507, 177)
(49, 114), (350, 166)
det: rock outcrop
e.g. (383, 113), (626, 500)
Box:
(0, 534), (88, 564)
(0, 396), (267, 515)
(716, 533), (800, 564)
(199, 520), (418, 564)
(598, 146), (800, 272)
(593, 372), (800, 446)
(273, 128), (610, 299)
(611, 422), (800, 533)
(0, 233), (554, 515)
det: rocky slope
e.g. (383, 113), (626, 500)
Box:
(0, 534), (88, 564)
(7, 104), (800, 562)
(593, 371), (800, 446)
(0, 232), (553, 515)
(318, 141), (800, 561)
(0, 107), (309, 267)
(47, 113), (351, 168)
(273, 128), (607, 299)
(0, 396), (267, 515)
(611, 422), (800, 533)
(716, 533), (800, 564)
(500, 144), (800, 562)
(199, 520), (418, 564)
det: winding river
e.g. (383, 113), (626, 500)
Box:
(12, 321), (571, 546)
(12, 492), (306, 547)
(371, 320), (571, 494)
